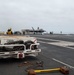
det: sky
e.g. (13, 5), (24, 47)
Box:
(0, 0), (74, 34)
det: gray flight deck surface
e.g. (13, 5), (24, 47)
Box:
(0, 34), (74, 75)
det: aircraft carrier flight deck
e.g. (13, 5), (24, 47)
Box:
(0, 34), (74, 75)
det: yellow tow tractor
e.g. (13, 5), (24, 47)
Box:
(6, 28), (13, 35)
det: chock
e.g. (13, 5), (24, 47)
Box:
(27, 66), (69, 75)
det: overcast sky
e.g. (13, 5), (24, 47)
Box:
(0, 0), (74, 34)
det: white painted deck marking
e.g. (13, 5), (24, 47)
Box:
(52, 58), (74, 69)
(38, 37), (60, 42)
(38, 37), (74, 49)
(38, 38), (74, 69)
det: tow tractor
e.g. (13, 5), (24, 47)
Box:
(0, 35), (41, 59)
